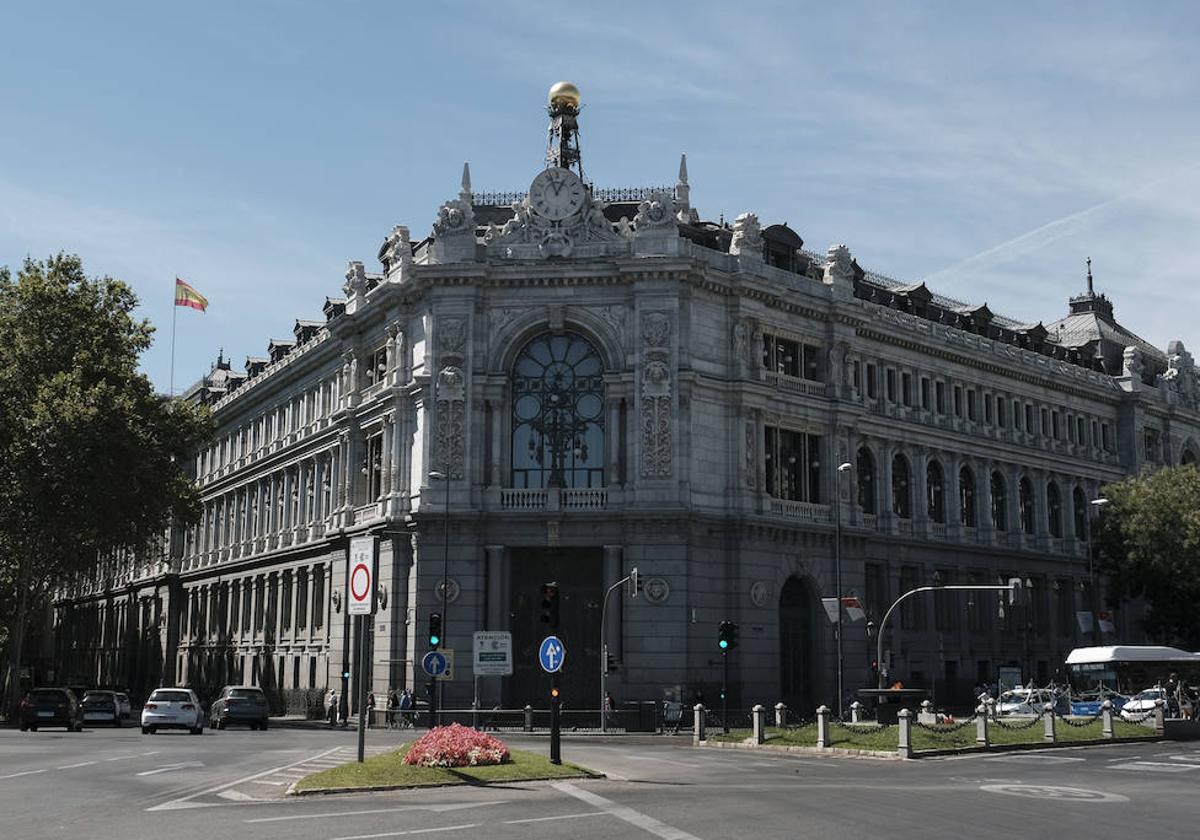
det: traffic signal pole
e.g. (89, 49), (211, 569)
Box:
(598, 569), (637, 733)
(721, 649), (729, 734)
(550, 673), (561, 764)
(356, 614), (367, 762)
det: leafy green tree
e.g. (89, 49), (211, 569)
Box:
(0, 255), (211, 713)
(1097, 464), (1200, 648)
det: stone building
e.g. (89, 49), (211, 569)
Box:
(53, 83), (1200, 714)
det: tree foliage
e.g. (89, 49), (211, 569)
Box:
(0, 255), (211, 708)
(1097, 464), (1200, 648)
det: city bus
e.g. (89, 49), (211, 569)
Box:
(1065, 646), (1200, 715)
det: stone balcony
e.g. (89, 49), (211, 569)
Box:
(498, 486), (609, 511)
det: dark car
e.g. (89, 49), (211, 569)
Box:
(209, 685), (270, 730)
(19, 687), (84, 732)
(81, 690), (123, 727)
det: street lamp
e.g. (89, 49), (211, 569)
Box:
(1085, 498), (1109, 643)
(834, 461), (852, 718)
(428, 468), (451, 725)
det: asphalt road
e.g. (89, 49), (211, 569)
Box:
(2, 722), (1197, 840)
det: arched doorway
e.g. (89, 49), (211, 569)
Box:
(779, 577), (820, 714)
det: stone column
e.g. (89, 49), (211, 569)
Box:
(485, 545), (509, 632)
(912, 446), (929, 533)
(606, 395), (621, 487)
(381, 413), (395, 498)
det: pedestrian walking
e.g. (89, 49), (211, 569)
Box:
(398, 688), (413, 728)
(366, 692), (376, 728)
(386, 689), (399, 729)
(326, 689), (339, 727)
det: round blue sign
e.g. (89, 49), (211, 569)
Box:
(538, 636), (566, 673)
(422, 651), (448, 677)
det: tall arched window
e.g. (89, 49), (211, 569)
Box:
(511, 332), (605, 488)
(927, 460), (945, 523)
(960, 466), (976, 527)
(1019, 477), (1035, 534)
(1047, 482), (1063, 538)
(991, 471), (1007, 531)
(857, 447), (876, 514)
(1073, 486), (1088, 540)
(892, 454), (911, 519)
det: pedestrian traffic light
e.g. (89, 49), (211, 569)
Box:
(428, 612), (442, 648)
(540, 582), (560, 628)
(718, 620), (738, 650)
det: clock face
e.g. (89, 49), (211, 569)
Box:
(529, 168), (586, 221)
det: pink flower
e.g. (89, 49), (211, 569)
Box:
(402, 723), (512, 767)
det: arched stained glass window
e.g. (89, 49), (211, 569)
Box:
(892, 454), (911, 519)
(991, 471), (1007, 532)
(511, 333), (605, 489)
(1019, 477), (1035, 534)
(927, 460), (945, 523)
(1047, 482), (1062, 538)
(857, 447), (876, 514)
(1073, 486), (1088, 540)
(960, 466), (976, 527)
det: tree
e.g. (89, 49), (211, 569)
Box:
(1097, 464), (1200, 648)
(0, 255), (211, 713)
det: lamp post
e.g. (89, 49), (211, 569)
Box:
(428, 469), (451, 726)
(834, 461), (852, 718)
(1085, 498), (1109, 644)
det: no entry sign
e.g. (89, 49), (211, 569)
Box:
(348, 536), (377, 615)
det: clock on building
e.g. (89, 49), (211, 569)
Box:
(528, 167), (586, 221)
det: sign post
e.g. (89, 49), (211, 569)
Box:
(539, 635), (565, 764)
(348, 536), (377, 763)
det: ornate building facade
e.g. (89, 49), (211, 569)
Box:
(54, 84), (1200, 712)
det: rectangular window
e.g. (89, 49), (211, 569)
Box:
(865, 563), (887, 619)
(764, 425), (823, 503)
(935, 381), (945, 414)
(954, 386), (963, 418)
(281, 573), (293, 631)
(866, 364), (878, 399)
(902, 372), (913, 407)
(801, 343), (822, 381)
(1102, 422), (1112, 452)
(1026, 403), (1034, 432)
(230, 583), (240, 631)
(764, 336), (801, 377)
(967, 390), (977, 421)
(997, 397), (1006, 428)
(1145, 428), (1162, 463)
(241, 584), (251, 633)
(1091, 420), (1098, 448)
(920, 377), (930, 410)
(1040, 407), (1048, 436)
(885, 369), (897, 403)
(312, 569), (325, 629)
(366, 433), (384, 501)
(1052, 410), (1061, 440)
(364, 346), (388, 387)
(1014, 400), (1022, 430)
(1078, 417), (1087, 445)
(984, 394), (993, 424)
(296, 570), (308, 630)
(852, 361), (861, 392)
(899, 566), (922, 630)
(1067, 413), (1075, 442)
(254, 577), (265, 632)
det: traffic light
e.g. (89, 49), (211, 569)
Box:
(606, 652), (618, 674)
(550, 686), (560, 700)
(718, 620), (738, 650)
(428, 612), (442, 648)
(540, 582), (560, 629)
(341, 669), (350, 680)
(629, 567), (640, 597)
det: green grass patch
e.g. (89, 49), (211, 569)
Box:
(293, 744), (600, 793)
(711, 718), (1155, 753)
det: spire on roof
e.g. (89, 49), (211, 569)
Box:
(1087, 256), (1094, 296)
(678, 153), (688, 184)
(460, 162), (472, 201)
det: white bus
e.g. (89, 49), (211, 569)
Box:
(1065, 646), (1200, 715)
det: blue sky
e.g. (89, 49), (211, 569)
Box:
(2, 1), (1197, 392)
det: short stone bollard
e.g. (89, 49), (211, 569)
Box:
(1101, 699), (1114, 739)
(775, 702), (787, 728)
(918, 699), (936, 725)
(524, 704), (533, 732)
(975, 704), (990, 746)
(1043, 703), (1057, 743)
(1154, 699), (1166, 735)
(986, 698), (997, 721)
(849, 701), (863, 724)
(693, 703), (706, 745)
(816, 705), (830, 748)
(897, 708), (913, 758)
(752, 704), (766, 744)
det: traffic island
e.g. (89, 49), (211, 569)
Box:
(291, 724), (600, 795)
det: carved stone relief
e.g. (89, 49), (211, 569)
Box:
(438, 318), (467, 360)
(434, 365), (465, 480)
(640, 312), (673, 478)
(729, 212), (763, 257)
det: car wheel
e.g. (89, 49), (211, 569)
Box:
(149, 726), (158, 735)
(217, 719), (226, 730)
(114, 716), (122, 728)
(260, 720), (268, 731)
(73, 723), (84, 732)
(29, 725), (37, 732)
(19, 724), (28, 732)
(141, 726), (150, 734)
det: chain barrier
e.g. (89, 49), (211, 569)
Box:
(1059, 709), (1106, 729)
(1117, 708), (1157, 724)
(912, 714), (980, 734)
(830, 717), (892, 732)
(991, 711), (1047, 731)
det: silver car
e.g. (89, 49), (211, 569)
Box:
(141, 688), (204, 735)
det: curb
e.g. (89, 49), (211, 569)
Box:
(698, 734), (1163, 760)
(287, 771), (605, 796)
(699, 739), (900, 760)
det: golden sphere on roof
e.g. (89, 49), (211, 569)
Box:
(548, 81), (581, 110)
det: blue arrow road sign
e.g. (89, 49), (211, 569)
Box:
(538, 635), (565, 673)
(422, 650), (448, 677)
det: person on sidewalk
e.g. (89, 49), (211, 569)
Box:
(398, 688), (413, 728)
(366, 692), (376, 728)
(326, 689), (339, 727)
(386, 689), (399, 729)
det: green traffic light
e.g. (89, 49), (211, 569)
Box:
(718, 639), (728, 649)
(430, 635), (440, 646)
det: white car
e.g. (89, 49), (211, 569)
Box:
(1120, 688), (1165, 721)
(997, 688), (1056, 716)
(141, 688), (205, 735)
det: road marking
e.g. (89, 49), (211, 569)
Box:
(504, 812), (605, 825)
(624, 755), (703, 768)
(137, 762), (204, 777)
(330, 824), (479, 840)
(57, 761), (98, 770)
(146, 746), (342, 811)
(985, 755), (1085, 765)
(0, 769), (48, 780)
(980, 784), (1129, 803)
(104, 755), (138, 762)
(245, 801), (507, 824)
(140, 751), (161, 757)
(218, 789), (260, 802)
(553, 782), (704, 840)
(1109, 761), (1200, 773)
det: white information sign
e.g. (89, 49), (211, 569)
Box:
(473, 631), (513, 676)
(348, 536), (377, 615)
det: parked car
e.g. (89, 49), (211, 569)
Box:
(997, 688), (1057, 716)
(19, 687), (84, 732)
(209, 685), (270, 730)
(1120, 687), (1166, 721)
(141, 688), (204, 734)
(114, 691), (132, 720)
(81, 690), (123, 727)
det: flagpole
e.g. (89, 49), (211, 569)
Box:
(170, 280), (177, 397)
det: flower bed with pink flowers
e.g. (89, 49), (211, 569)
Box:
(402, 723), (511, 768)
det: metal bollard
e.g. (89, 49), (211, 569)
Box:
(524, 704), (533, 733)
(1043, 703), (1056, 743)
(693, 703), (706, 745)
(850, 701), (863, 724)
(775, 702), (787, 728)
(975, 704), (990, 746)
(897, 708), (912, 758)
(1101, 699), (1114, 739)
(752, 704), (766, 745)
(1154, 699), (1165, 735)
(816, 705), (830, 748)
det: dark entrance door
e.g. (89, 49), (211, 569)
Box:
(508, 547), (602, 712)
(779, 576), (819, 714)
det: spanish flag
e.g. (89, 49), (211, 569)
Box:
(174, 278), (208, 311)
